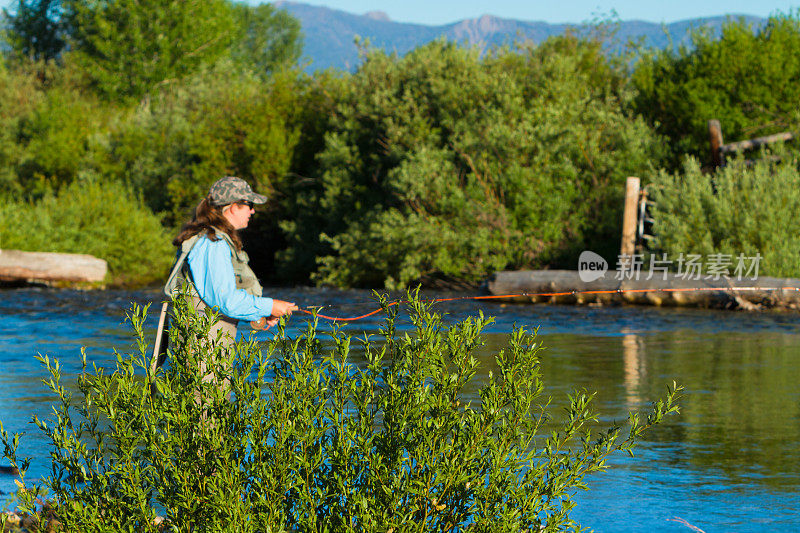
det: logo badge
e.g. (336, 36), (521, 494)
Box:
(578, 250), (608, 282)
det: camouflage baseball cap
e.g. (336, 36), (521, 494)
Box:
(208, 176), (268, 206)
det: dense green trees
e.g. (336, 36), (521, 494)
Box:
(103, 66), (307, 224)
(281, 38), (662, 288)
(64, 0), (236, 100)
(2, 6), (800, 287)
(0, 59), (123, 197)
(3, 1), (304, 99)
(0, 1), (310, 286)
(231, 3), (303, 76)
(634, 13), (800, 164)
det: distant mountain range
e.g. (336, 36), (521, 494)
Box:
(273, 1), (764, 72)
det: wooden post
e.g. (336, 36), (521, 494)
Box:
(620, 177), (640, 258)
(708, 119), (724, 168)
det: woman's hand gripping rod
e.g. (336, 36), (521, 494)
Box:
(250, 299), (299, 330)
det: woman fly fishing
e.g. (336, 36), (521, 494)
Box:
(157, 176), (297, 390)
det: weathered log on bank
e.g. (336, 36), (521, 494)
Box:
(0, 249), (107, 287)
(486, 270), (800, 311)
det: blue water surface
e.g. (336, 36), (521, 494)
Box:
(1, 286), (798, 532)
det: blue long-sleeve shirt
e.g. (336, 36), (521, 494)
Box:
(187, 236), (273, 321)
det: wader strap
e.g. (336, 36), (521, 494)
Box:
(163, 234), (199, 298)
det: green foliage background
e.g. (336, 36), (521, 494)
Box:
(633, 13), (800, 165)
(64, 0), (236, 101)
(281, 37), (662, 288)
(2, 3), (800, 286)
(102, 65), (311, 225)
(649, 152), (800, 278)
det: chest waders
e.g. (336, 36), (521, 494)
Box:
(150, 229), (264, 383)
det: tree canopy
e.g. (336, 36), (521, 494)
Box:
(2, 0), (65, 61)
(231, 2), (303, 76)
(634, 14), (800, 164)
(279, 37), (663, 288)
(63, 0), (236, 100)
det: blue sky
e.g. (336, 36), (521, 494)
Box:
(268, 0), (799, 25)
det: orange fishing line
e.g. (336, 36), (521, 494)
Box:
(296, 286), (800, 322)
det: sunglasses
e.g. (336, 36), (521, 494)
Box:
(238, 200), (254, 209)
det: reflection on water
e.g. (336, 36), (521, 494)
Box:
(1, 287), (800, 530)
(622, 331), (643, 408)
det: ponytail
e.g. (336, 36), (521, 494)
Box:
(172, 195), (243, 250)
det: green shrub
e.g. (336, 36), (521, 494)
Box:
(648, 152), (800, 278)
(0, 176), (172, 286)
(0, 60), (57, 195)
(13, 83), (114, 195)
(633, 13), (800, 166)
(280, 37), (663, 288)
(1, 292), (680, 531)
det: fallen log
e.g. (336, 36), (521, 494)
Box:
(486, 270), (800, 311)
(0, 249), (107, 287)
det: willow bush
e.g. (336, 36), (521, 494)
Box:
(280, 36), (663, 288)
(648, 151), (800, 278)
(1, 292), (680, 531)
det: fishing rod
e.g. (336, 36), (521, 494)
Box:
(290, 285), (800, 322)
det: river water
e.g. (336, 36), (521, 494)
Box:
(1, 286), (799, 532)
